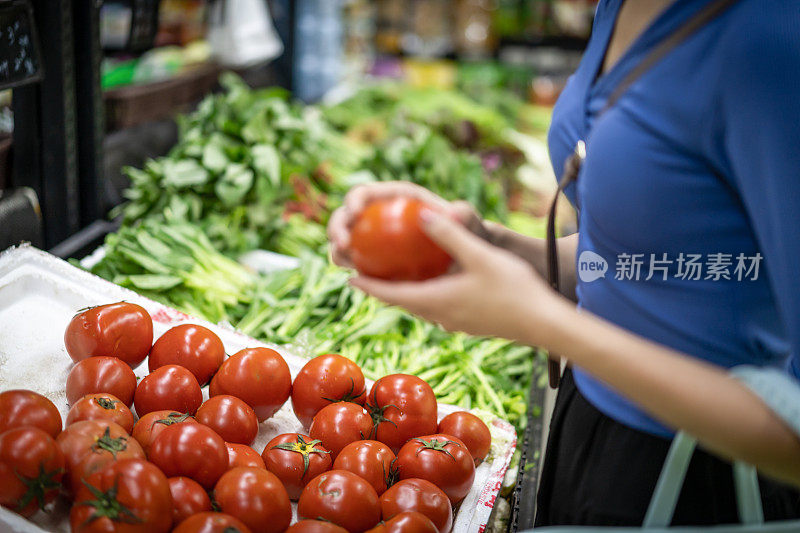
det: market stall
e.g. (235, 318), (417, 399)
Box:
(0, 1), (592, 532)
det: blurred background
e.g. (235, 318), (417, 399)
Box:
(0, 0), (595, 255)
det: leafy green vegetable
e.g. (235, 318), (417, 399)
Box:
(91, 74), (554, 435)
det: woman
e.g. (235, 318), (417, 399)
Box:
(328, 0), (800, 526)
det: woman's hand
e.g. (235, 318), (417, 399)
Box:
(350, 209), (559, 343)
(328, 182), (488, 268)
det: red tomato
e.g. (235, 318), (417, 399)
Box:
(66, 393), (135, 433)
(349, 198), (452, 281)
(437, 412), (491, 465)
(333, 440), (397, 496)
(261, 433), (332, 500)
(173, 512), (253, 533)
(169, 476), (213, 526)
(291, 353), (366, 428)
(396, 435), (474, 504)
(134, 365), (203, 417)
(380, 479), (453, 533)
(64, 302), (153, 368)
(70, 459), (172, 533)
(286, 520), (349, 533)
(0, 389), (62, 438)
(148, 324), (225, 386)
(131, 410), (198, 455)
(66, 356), (137, 407)
(149, 423), (228, 489)
(196, 395), (258, 445)
(366, 512), (438, 533)
(366, 374), (437, 453)
(56, 419), (145, 491)
(214, 467), (292, 533)
(0, 427), (65, 517)
(209, 348), (291, 422)
(226, 443), (266, 470)
(298, 470), (381, 533)
(309, 402), (374, 459)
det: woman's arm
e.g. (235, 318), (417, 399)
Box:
(539, 296), (800, 487)
(350, 213), (800, 487)
(485, 225), (578, 301)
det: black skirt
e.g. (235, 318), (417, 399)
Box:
(534, 369), (800, 526)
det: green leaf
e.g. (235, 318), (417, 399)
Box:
(215, 164), (254, 207)
(115, 274), (184, 290)
(162, 160), (209, 188)
(202, 143), (229, 173)
(251, 144), (281, 186)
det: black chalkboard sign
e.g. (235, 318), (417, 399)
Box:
(0, 0), (42, 90)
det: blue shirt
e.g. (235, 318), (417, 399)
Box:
(548, 0), (800, 437)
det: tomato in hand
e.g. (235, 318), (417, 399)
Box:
(148, 324), (225, 386)
(56, 419), (145, 491)
(209, 348), (291, 422)
(380, 479), (452, 533)
(396, 435), (474, 504)
(286, 521), (348, 533)
(134, 365), (203, 417)
(298, 470), (381, 533)
(169, 476), (212, 526)
(309, 402), (374, 459)
(349, 197), (452, 281)
(0, 389), (62, 438)
(333, 440), (396, 496)
(291, 353), (366, 428)
(70, 459), (172, 533)
(437, 411), (491, 465)
(66, 356), (137, 407)
(214, 467), (292, 533)
(149, 423), (228, 489)
(366, 512), (438, 533)
(226, 443), (265, 470)
(173, 512), (253, 533)
(261, 433), (332, 499)
(64, 302), (153, 368)
(132, 410), (197, 455)
(66, 393), (134, 433)
(196, 395), (258, 445)
(366, 374), (437, 453)
(0, 427), (65, 517)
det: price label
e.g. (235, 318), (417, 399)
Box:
(0, 0), (42, 90)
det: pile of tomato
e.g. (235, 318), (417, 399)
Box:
(0, 301), (493, 533)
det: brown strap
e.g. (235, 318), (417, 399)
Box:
(544, 0), (741, 389)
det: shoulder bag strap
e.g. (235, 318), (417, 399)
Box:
(545, 0), (742, 389)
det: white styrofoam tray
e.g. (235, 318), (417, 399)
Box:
(0, 245), (516, 533)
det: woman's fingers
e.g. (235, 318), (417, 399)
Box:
(344, 182), (450, 217)
(420, 209), (487, 268)
(327, 207), (350, 248)
(349, 274), (463, 316)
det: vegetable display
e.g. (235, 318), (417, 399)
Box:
(0, 301), (504, 532)
(89, 221), (540, 433)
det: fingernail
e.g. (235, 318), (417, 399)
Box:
(419, 208), (438, 225)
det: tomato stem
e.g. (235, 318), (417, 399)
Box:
(272, 435), (330, 478)
(95, 397), (119, 410)
(412, 437), (460, 461)
(92, 427), (129, 458)
(78, 478), (142, 525)
(14, 464), (63, 513)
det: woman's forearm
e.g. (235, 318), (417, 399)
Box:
(530, 296), (800, 486)
(485, 224), (579, 301)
